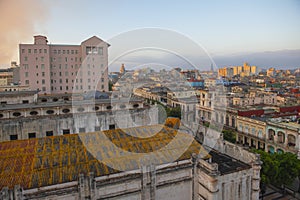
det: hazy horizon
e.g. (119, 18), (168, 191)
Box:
(1, 0), (299, 70)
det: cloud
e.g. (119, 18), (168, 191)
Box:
(0, 0), (49, 66)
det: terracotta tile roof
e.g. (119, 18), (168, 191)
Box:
(0, 125), (208, 190)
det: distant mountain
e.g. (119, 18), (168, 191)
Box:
(212, 49), (300, 69)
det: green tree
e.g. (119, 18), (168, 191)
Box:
(274, 153), (299, 188)
(108, 81), (113, 91)
(253, 150), (300, 192)
(166, 106), (181, 119)
(222, 129), (236, 143)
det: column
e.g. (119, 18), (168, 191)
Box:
(13, 185), (23, 200)
(141, 165), (156, 200)
(78, 174), (85, 200)
(255, 139), (258, 149)
(88, 172), (96, 199)
(251, 154), (262, 200)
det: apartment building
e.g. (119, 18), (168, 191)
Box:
(19, 35), (109, 94)
(236, 115), (300, 155)
(218, 63), (258, 78)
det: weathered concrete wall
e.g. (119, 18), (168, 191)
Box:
(0, 155), (258, 200)
(0, 108), (158, 142)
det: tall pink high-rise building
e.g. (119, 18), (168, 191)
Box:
(19, 35), (109, 94)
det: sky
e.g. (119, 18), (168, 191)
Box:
(1, 0), (300, 69)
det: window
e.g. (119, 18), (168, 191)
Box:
(65, 57), (67, 62)
(63, 50), (65, 54)
(24, 56), (28, 61)
(58, 50), (61, 54)
(86, 46), (91, 55)
(28, 132), (36, 139)
(67, 50), (69, 54)
(71, 50), (74, 54)
(62, 129), (70, 135)
(44, 49), (47, 53)
(39, 49), (42, 53)
(28, 49), (31, 53)
(34, 49), (37, 53)
(22, 49), (25, 53)
(42, 72), (45, 77)
(25, 72), (29, 77)
(66, 79), (68, 83)
(46, 131), (53, 137)
(46, 110), (54, 114)
(59, 79), (62, 83)
(65, 64), (68, 69)
(25, 80), (29, 85)
(79, 127), (85, 133)
(22, 100), (29, 104)
(251, 128), (256, 135)
(42, 79), (45, 84)
(98, 47), (103, 55)
(258, 130), (263, 138)
(24, 64), (29, 69)
(36, 65), (38, 69)
(239, 124), (243, 132)
(65, 71), (68, 76)
(95, 126), (101, 131)
(10, 135), (18, 140)
(109, 124), (115, 130)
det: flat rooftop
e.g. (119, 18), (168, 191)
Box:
(0, 90), (38, 97)
(0, 98), (143, 111)
(209, 150), (251, 175)
(277, 121), (300, 130)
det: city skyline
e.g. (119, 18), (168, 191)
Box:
(1, 0), (300, 69)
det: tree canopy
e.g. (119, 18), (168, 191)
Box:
(253, 150), (300, 188)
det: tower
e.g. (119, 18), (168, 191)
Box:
(120, 63), (125, 75)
